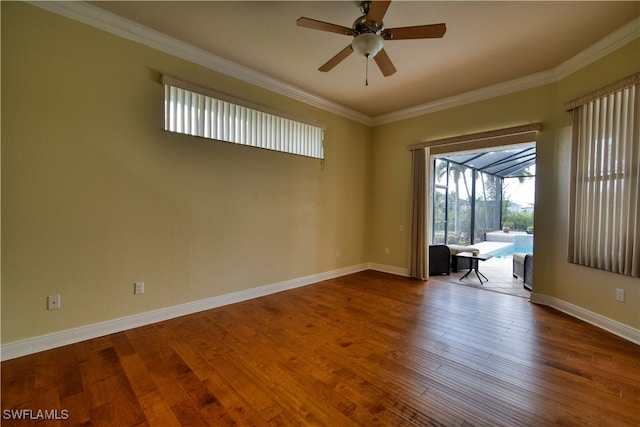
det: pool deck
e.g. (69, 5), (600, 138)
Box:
(437, 255), (532, 298)
(485, 230), (529, 243)
(473, 240), (512, 254)
(441, 232), (533, 298)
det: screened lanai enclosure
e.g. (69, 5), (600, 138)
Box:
(432, 146), (536, 247)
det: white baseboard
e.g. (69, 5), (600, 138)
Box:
(368, 263), (410, 277)
(528, 292), (550, 305)
(4, 266), (637, 360)
(1, 264), (369, 361)
(530, 293), (640, 345)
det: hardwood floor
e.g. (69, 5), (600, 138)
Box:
(2, 270), (639, 426)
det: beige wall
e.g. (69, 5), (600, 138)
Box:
(2, 2), (638, 346)
(1, 2), (371, 343)
(550, 40), (640, 328)
(369, 40), (640, 329)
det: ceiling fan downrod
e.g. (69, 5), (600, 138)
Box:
(360, 1), (370, 15)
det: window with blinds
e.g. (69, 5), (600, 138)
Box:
(162, 75), (325, 159)
(566, 73), (639, 277)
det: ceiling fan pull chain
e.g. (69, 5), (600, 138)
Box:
(365, 54), (369, 86)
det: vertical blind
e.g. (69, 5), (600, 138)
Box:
(567, 74), (639, 277)
(162, 75), (325, 159)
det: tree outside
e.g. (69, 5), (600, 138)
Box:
(433, 159), (535, 245)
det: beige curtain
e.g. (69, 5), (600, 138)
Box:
(409, 148), (427, 279)
(568, 78), (639, 277)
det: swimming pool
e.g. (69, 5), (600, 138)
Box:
(488, 235), (534, 258)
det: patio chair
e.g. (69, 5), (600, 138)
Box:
(513, 253), (534, 291)
(513, 253), (526, 279)
(429, 245), (451, 276)
(524, 254), (534, 291)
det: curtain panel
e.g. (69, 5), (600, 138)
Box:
(409, 148), (427, 279)
(567, 75), (640, 277)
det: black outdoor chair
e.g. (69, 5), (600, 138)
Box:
(429, 245), (451, 276)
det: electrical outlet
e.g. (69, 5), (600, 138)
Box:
(135, 282), (145, 295)
(615, 288), (625, 302)
(336, 250), (341, 258)
(48, 295), (61, 310)
(385, 247), (390, 255)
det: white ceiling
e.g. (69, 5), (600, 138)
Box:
(87, 1), (639, 119)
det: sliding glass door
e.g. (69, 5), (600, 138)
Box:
(474, 172), (502, 242)
(432, 159), (474, 246)
(433, 157), (508, 246)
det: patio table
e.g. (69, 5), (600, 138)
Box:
(454, 252), (493, 285)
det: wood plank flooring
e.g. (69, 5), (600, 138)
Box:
(2, 270), (639, 426)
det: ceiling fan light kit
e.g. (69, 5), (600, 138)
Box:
(351, 33), (384, 58)
(296, 0), (446, 85)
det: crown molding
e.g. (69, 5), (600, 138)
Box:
(28, 2), (638, 128)
(552, 16), (640, 82)
(373, 69), (556, 125)
(373, 16), (640, 126)
(26, 0), (374, 126)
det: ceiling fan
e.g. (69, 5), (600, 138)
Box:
(297, 0), (446, 81)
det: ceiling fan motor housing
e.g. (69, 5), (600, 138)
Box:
(353, 15), (384, 35)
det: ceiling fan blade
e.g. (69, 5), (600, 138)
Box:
(297, 17), (354, 36)
(383, 23), (446, 40)
(367, 1), (392, 24)
(374, 48), (397, 76)
(319, 44), (354, 72)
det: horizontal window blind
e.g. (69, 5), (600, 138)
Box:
(162, 75), (325, 159)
